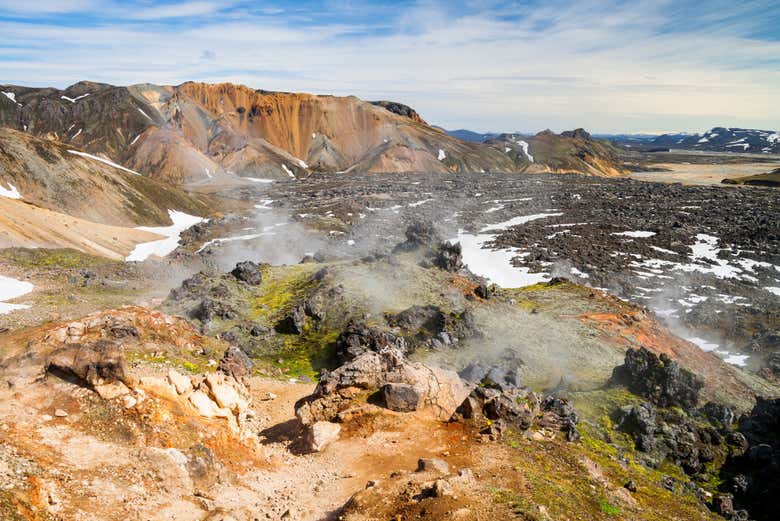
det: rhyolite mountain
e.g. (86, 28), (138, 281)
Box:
(485, 128), (629, 177)
(651, 127), (779, 154)
(0, 81), (518, 183)
(0, 81), (630, 182)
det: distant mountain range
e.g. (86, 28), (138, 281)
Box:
(651, 127), (779, 154)
(602, 127), (779, 154)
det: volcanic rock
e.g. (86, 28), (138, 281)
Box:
(294, 347), (468, 425)
(230, 261), (263, 286)
(610, 347), (704, 409)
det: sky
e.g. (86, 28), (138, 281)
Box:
(1, 0), (778, 134)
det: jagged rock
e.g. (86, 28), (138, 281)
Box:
(335, 321), (407, 364)
(539, 396), (581, 442)
(609, 347), (704, 408)
(387, 305), (445, 334)
(167, 369), (193, 395)
(138, 376), (179, 401)
(700, 402), (736, 429)
(193, 298), (236, 323)
(188, 390), (231, 419)
(433, 242), (463, 272)
(393, 222), (442, 252)
(455, 385), (538, 432)
(614, 403), (657, 451)
(720, 397), (780, 521)
(294, 348), (468, 425)
(381, 383), (424, 412)
(305, 421), (341, 452)
(218, 346), (254, 383)
(275, 305), (307, 335)
(204, 373), (248, 414)
(230, 261), (263, 285)
(46, 340), (128, 387)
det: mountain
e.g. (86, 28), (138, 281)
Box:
(438, 128), (499, 143)
(651, 127), (779, 154)
(0, 128), (211, 227)
(0, 81), (515, 182)
(0, 127), (214, 258)
(485, 128), (629, 177)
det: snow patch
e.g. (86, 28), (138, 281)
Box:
(517, 140), (534, 162)
(246, 177), (274, 184)
(438, 149), (446, 161)
(282, 164), (295, 178)
(137, 107), (153, 121)
(2, 91), (20, 105)
(0, 181), (22, 200)
(68, 150), (142, 176)
(613, 231), (656, 238)
(453, 212), (563, 288)
(0, 274), (33, 314)
(126, 210), (205, 262)
(61, 93), (90, 103)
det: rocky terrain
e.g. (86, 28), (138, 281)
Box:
(0, 82), (778, 521)
(174, 171), (778, 375)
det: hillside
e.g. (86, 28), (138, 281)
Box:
(722, 167), (780, 187)
(0, 128), (211, 227)
(1, 81), (516, 183)
(486, 128), (629, 177)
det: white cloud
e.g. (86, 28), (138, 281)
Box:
(0, 0), (777, 133)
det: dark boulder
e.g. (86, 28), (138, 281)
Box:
(275, 304), (307, 335)
(230, 261), (263, 286)
(192, 297), (236, 323)
(380, 383), (424, 412)
(387, 305), (445, 335)
(433, 242), (463, 272)
(393, 222), (442, 252)
(335, 321), (407, 364)
(609, 347), (704, 409)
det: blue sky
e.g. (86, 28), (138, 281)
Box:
(1, 0), (778, 133)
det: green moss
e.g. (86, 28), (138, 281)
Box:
(600, 499), (621, 516)
(0, 247), (113, 269)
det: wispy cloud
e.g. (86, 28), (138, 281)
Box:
(0, 0), (777, 133)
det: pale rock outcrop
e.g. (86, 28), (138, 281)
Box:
(304, 421), (342, 452)
(295, 347), (469, 425)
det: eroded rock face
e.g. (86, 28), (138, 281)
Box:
(610, 347), (704, 409)
(46, 340), (128, 387)
(294, 348), (468, 425)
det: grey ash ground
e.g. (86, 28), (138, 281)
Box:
(187, 172), (779, 374)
